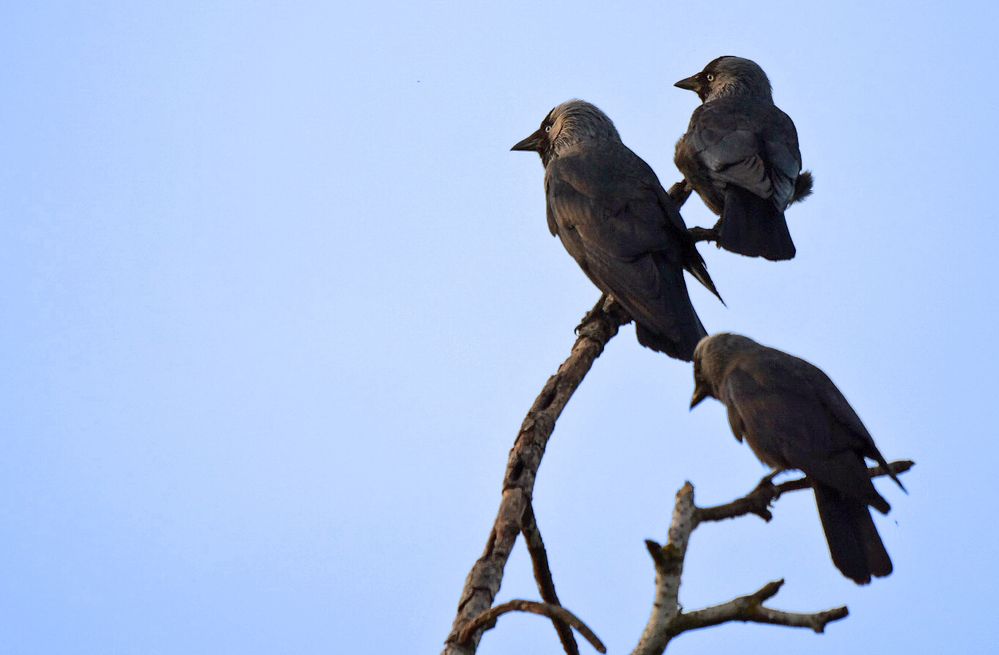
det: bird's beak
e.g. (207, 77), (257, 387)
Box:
(689, 381), (710, 409)
(674, 74), (700, 92)
(511, 128), (545, 152)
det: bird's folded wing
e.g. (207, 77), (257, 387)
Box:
(762, 108), (804, 210)
(545, 153), (685, 262)
(689, 105), (774, 200)
(721, 363), (875, 499)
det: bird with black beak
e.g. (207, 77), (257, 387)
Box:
(674, 56), (813, 261)
(512, 100), (723, 362)
(690, 333), (905, 584)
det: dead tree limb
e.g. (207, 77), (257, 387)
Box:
(457, 600), (607, 653)
(442, 182), (696, 655)
(441, 295), (629, 655)
(522, 502), (580, 655)
(687, 226), (719, 245)
(672, 579), (848, 635)
(696, 460), (915, 524)
(631, 462), (913, 655)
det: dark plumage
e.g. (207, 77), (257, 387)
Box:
(512, 100), (722, 361)
(674, 56), (813, 261)
(690, 333), (904, 584)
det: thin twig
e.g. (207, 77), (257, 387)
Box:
(667, 180), (692, 207)
(696, 460), (915, 524)
(522, 503), (579, 655)
(457, 600), (607, 654)
(672, 579), (848, 636)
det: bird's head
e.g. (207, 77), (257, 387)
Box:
(690, 332), (758, 409)
(674, 56), (773, 103)
(511, 99), (620, 166)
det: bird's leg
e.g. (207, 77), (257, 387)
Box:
(575, 293), (609, 334)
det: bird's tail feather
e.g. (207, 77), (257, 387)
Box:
(814, 483), (892, 585)
(719, 188), (796, 261)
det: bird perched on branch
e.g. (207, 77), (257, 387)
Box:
(689, 333), (904, 584)
(512, 100), (723, 361)
(674, 56), (813, 261)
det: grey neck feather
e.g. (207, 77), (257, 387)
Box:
(707, 77), (773, 103)
(549, 101), (620, 158)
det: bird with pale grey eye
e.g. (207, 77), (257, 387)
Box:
(512, 100), (723, 362)
(690, 333), (905, 584)
(674, 56), (813, 261)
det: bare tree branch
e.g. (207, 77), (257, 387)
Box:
(522, 502), (579, 655)
(442, 184), (697, 655)
(672, 579), (848, 636)
(632, 483), (697, 655)
(441, 296), (629, 655)
(631, 460), (914, 655)
(666, 180), (693, 207)
(687, 226), (719, 245)
(457, 600), (607, 654)
(696, 460), (915, 524)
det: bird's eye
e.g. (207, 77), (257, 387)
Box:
(544, 125), (551, 133)
(706, 73), (715, 82)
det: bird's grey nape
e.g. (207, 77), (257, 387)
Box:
(547, 100), (621, 157)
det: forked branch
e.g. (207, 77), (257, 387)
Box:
(632, 461), (914, 655)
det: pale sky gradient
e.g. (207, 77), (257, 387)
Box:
(1, 2), (996, 654)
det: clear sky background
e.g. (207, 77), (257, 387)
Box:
(2, 2), (996, 654)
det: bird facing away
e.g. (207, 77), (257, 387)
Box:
(512, 100), (723, 361)
(690, 333), (904, 584)
(674, 56), (813, 261)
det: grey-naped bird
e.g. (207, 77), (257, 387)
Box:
(690, 333), (904, 584)
(512, 100), (722, 361)
(674, 56), (813, 261)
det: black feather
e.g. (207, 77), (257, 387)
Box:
(718, 187), (796, 261)
(792, 170), (814, 204)
(814, 483), (892, 585)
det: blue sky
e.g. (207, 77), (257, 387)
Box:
(1, 2), (996, 653)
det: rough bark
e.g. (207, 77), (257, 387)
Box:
(441, 296), (629, 655)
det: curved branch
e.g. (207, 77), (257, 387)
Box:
(523, 503), (579, 655)
(442, 296), (629, 654)
(442, 176), (695, 655)
(457, 600), (607, 654)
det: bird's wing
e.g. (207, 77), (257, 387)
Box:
(546, 149), (722, 302)
(761, 107), (804, 210)
(802, 362), (904, 491)
(687, 103), (773, 200)
(721, 356), (883, 501)
(545, 150), (683, 261)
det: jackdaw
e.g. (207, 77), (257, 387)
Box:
(512, 100), (722, 361)
(674, 56), (813, 261)
(690, 333), (904, 584)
